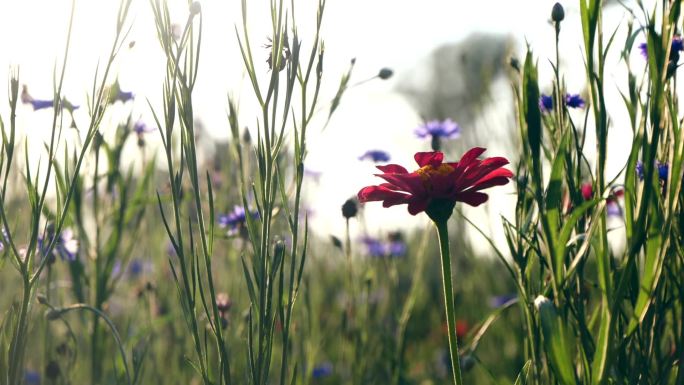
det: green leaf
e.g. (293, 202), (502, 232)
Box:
(535, 296), (576, 385)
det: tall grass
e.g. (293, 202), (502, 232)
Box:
(1, 0), (683, 384)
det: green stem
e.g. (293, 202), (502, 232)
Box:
(434, 219), (464, 385)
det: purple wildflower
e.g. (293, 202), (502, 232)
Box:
(388, 241), (407, 257)
(636, 161), (669, 181)
(658, 162), (669, 180)
(488, 294), (517, 308)
(39, 227), (79, 262)
(565, 94), (585, 108)
(361, 236), (386, 257)
(606, 201), (622, 217)
(636, 161), (644, 180)
(56, 229), (79, 261)
(30, 100), (54, 110)
(414, 119), (461, 139)
(387, 231), (406, 258)
(639, 36), (684, 62)
(218, 205), (259, 235)
(304, 168), (323, 183)
(108, 80), (135, 104)
(24, 370), (41, 385)
(133, 121), (155, 135)
(539, 94), (554, 112)
(312, 362), (333, 379)
(358, 150), (391, 163)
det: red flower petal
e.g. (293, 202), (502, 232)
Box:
(456, 191), (489, 206)
(407, 198), (429, 215)
(376, 172), (425, 194)
(414, 151), (444, 168)
(358, 185), (410, 206)
(376, 164), (408, 174)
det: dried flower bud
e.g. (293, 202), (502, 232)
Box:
(45, 360), (61, 380)
(190, 1), (201, 16)
(46, 308), (64, 321)
(341, 198), (358, 219)
(378, 68), (393, 80)
(36, 294), (49, 305)
(216, 293), (233, 312)
(331, 235), (343, 249)
(551, 2), (565, 23)
(509, 57), (521, 73)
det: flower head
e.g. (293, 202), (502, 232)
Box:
(565, 93), (585, 108)
(639, 36), (684, 62)
(218, 205), (259, 235)
(414, 119), (461, 140)
(108, 80), (134, 104)
(539, 94), (554, 112)
(40, 226), (79, 262)
(133, 121), (156, 136)
(488, 294), (517, 308)
(357, 149), (513, 221)
(312, 362), (333, 379)
(361, 236), (386, 257)
(540, 93), (585, 112)
(358, 150), (391, 163)
(636, 161), (669, 182)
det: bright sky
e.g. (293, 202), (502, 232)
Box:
(0, 0), (657, 255)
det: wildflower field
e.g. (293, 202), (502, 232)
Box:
(2, 0), (684, 384)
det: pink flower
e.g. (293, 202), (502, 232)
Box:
(357, 149), (513, 218)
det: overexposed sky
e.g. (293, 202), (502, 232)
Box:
(0, 0), (657, 255)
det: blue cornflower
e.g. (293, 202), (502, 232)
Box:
(540, 93), (585, 112)
(414, 119), (461, 139)
(30, 100), (54, 110)
(312, 362), (333, 379)
(639, 36), (684, 62)
(358, 150), (391, 163)
(304, 168), (322, 183)
(133, 121), (155, 135)
(636, 161), (669, 181)
(636, 161), (644, 180)
(24, 370), (41, 385)
(218, 205), (259, 235)
(539, 94), (554, 112)
(606, 201), (622, 217)
(565, 93), (585, 108)
(388, 240), (407, 258)
(658, 162), (669, 180)
(361, 236), (386, 257)
(108, 80), (135, 104)
(387, 231), (406, 258)
(488, 294), (517, 308)
(39, 227), (79, 262)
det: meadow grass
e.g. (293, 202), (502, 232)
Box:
(1, 0), (684, 384)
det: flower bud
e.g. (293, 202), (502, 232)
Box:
(551, 2), (565, 23)
(190, 1), (201, 16)
(36, 294), (49, 305)
(46, 308), (64, 321)
(45, 360), (61, 380)
(341, 198), (358, 219)
(378, 68), (393, 80)
(216, 293), (233, 312)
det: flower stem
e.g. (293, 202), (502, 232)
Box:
(434, 219), (464, 385)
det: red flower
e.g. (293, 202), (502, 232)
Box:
(357, 148), (513, 220)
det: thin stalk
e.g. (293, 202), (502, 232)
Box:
(434, 219), (464, 385)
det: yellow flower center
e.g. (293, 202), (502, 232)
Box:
(415, 164), (455, 186)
